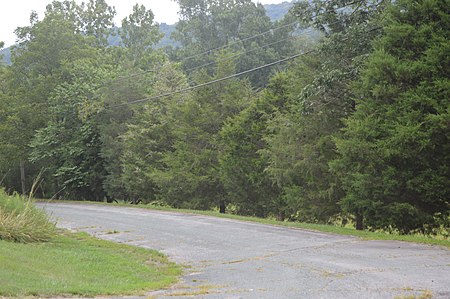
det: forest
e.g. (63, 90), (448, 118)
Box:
(0, 0), (448, 234)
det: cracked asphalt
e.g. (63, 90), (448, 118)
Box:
(38, 203), (450, 299)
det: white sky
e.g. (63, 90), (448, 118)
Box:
(1, 0), (289, 48)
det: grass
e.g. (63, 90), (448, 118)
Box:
(43, 199), (450, 248)
(0, 190), (56, 243)
(0, 230), (182, 298)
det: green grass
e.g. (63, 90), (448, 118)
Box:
(0, 190), (56, 243)
(42, 199), (450, 248)
(0, 231), (181, 298)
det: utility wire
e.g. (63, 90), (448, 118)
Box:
(106, 2), (375, 105)
(102, 1), (361, 88)
(99, 20), (299, 88)
(184, 35), (294, 75)
(109, 50), (314, 108)
(102, 33), (296, 93)
(180, 21), (299, 62)
(109, 26), (383, 108)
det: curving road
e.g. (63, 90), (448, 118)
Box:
(39, 203), (450, 299)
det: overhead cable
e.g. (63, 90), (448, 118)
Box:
(109, 50), (314, 108)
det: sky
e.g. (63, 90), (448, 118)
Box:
(1, 0), (289, 48)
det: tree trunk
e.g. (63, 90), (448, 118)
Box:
(355, 212), (364, 230)
(20, 160), (26, 195)
(219, 200), (226, 214)
(276, 210), (285, 221)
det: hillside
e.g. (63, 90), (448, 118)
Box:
(0, 47), (11, 65)
(264, 1), (295, 20)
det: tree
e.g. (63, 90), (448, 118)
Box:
(219, 75), (287, 218)
(119, 63), (189, 203)
(332, 0), (450, 233)
(29, 56), (115, 200)
(4, 1), (117, 197)
(156, 52), (252, 211)
(264, 0), (386, 223)
(120, 4), (162, 67)
(77, 0), (116, 47)
(6, 7), (92, 195)
(172, 0), (296, 86)
(264, 57), (344, 223)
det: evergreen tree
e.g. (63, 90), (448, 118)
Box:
(219, 75), (288, 218)
(332, 0), (450, 232)
(265, 0), (385, 223)
(119, 63), (189, 203)
(156, 52), (252, 211)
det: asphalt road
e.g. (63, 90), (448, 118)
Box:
(39, 203), (450, 299)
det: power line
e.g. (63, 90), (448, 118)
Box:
(109, 50), (314, 109)
(102, 33), (296, 93)
(181, 21), (299, 62)
(102, 1), (362, 88)
(100, 21), (299, 88)
(184, 35), (294, 75)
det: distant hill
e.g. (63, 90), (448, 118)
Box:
(0, 47), (11, 65)
(264, 1), (295, 21)
(1, 1), (295, 65)
(156, 23), (179, 49)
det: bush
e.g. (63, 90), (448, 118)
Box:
(0, 190), (56, 243)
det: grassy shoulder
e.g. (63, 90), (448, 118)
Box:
(43, 199), (450, 249)
(0, 230), (181, 298)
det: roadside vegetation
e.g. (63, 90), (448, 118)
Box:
(0, 191), (181, 297)
(0, 190), (56, 243)
(1, 0), (448, 238)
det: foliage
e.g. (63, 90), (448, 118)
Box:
(219, 75), (292, 218)
(0, 0), (448, 236)
(119, 63), (188, 203)
(29, 56), (115, 200)
(120, 4), (162, 67)
(172, 0), (296, 86)
(332, 0), (450, 233)
(0, 190), (56, 243)
(264, 0), (386, 223)
(155, 52), (252, 210)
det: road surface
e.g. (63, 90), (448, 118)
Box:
(39, 203), (450, 299)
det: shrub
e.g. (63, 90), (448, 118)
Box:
(0, 190), (56, 243)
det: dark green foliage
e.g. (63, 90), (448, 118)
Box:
(156, 53), (252, 210)
(0, 0), (448, 236)
(29, 57), (114, 200)
(264, 0), (385, 223)
(96, 68), (148, 202)
(219, 88), (283, 218)
(119, 64), (188, 203)
(264, 57), (344, 223)
(332, 0), (450, 233)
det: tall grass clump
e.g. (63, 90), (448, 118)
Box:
(0, 189), (56, 243)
